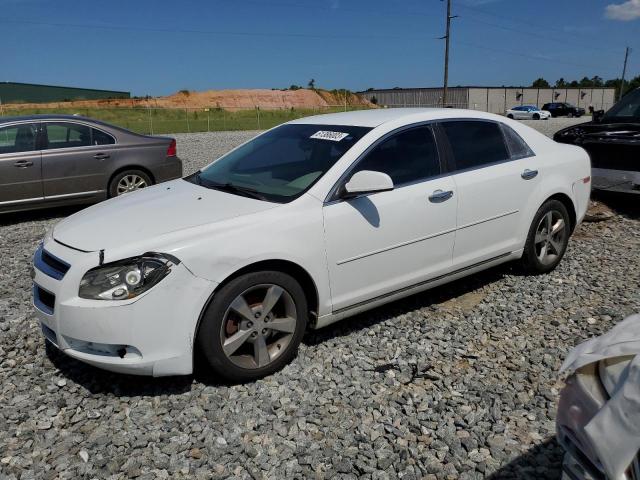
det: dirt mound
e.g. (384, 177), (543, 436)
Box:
(4, 89), (372, 111)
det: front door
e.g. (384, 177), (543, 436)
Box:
(0, 123), (43, 208)
(322, 125), (458, 312)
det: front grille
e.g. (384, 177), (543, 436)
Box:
(34, 285), (55, 315)
(33, 244), (70, 280)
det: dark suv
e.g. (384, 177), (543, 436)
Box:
(542, 102), (585, 118)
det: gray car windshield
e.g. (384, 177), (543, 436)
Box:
(187, 123), (371, 202)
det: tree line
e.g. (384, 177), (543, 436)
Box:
(531, 75), (640, 98)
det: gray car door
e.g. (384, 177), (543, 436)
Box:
(41, 121), (116, 199)
(0, 122), (43, 207)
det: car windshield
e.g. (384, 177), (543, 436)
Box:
(565, 103), (576, 108)
(186, 123), (372, 203)
(603, 88), (640, 123)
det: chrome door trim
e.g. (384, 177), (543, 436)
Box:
(43, 190), (105, 200)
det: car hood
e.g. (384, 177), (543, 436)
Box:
(53, 179), (278, 252)
(554, 121), (640, 144)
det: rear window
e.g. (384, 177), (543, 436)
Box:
(501, 124), (534, 159)
(440, 120), (510, 171)
(44, 122), (91, 149)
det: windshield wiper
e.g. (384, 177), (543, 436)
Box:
(201, 180), (267, 200)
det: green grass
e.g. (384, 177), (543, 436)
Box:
(1, 106), (372, 135)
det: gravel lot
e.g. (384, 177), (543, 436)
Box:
(2, 117), (639, 480)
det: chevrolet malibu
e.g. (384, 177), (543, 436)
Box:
(32, 109), (591, 381)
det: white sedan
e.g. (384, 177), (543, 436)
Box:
(506, 105), (552, 120)
(33, 109), (591, 381)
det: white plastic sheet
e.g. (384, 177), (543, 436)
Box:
(561, 314), (640, 480)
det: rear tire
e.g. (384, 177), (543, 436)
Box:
(567, 112), (574, 118)
(196, 271), (308, 382)
(522, 200), (571, 274)
(108, 169), (153, 198)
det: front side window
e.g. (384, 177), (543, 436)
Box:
(349, 126), (440, 186)
(0, 124), (37, 154)
(44, 122), (91, 149)
(189, 123), (371, 203)
(441, 121), (510, 171)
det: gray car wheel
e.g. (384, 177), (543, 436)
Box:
(108, 169), (153, 197)
(522, 199), (571, 273)
(197, 271), (308, 382)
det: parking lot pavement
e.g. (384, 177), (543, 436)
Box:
(2, 119), (639, 479)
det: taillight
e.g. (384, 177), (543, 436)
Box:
(167, 139), (177, 157)
(583, 176), (591, 184)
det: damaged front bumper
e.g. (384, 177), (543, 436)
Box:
(32, 239), (217, 376)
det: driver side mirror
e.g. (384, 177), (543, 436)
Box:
(342, 170), (394, 198)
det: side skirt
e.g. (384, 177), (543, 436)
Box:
(313, 250), (523, 330)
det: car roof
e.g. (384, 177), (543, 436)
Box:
(0, 114), (134, 135)
(287, 107), (507, 128)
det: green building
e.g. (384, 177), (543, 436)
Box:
(0, 82), (130, 104)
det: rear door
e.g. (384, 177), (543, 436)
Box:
(41, 121), (116, 199)
(0, 122), (43, 208)
(439, 120), (539, 268)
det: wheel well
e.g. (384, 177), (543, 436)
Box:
(547, 193), (577, 233)
(215, 260), (319, 320)
(107, 166), (156, 194)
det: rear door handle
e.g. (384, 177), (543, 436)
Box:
(93, 153), (110, 160)
(429, 189), (454, 203)
(521, 169), (538, 180)
(14, 160), (34, 168)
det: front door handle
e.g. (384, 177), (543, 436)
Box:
(429, 189), (454, 203)
(14, 160), (34, 168)
(521, 169), (538, 180)
(93, 153), (110, 160)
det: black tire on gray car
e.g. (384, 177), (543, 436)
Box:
(108, 169), (153, 198)
(522, 199), (571, 274)
(532, 113), (540, 120)
(197, 271), (308, 382)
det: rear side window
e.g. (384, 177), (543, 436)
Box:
(501, 124), (534, 159)
(440, 121), (510, 171)
(350, 126), (440, 185)
(44, 122), (91, 149)
(92, 128), (115, 145)
(0, 124), (37, 154)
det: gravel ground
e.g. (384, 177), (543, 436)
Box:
(2, 117), (639, 480)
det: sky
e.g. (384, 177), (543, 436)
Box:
(2, 0), (640, 96)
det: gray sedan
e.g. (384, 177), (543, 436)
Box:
(0, 114), (182, 214)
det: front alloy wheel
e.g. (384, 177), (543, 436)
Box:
(197, 271), (307, 382)
(221, 284), (297, 369)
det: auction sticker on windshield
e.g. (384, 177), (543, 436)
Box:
(310, 131), (349, 141)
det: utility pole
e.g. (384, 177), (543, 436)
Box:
(619, 46), (631, 101)
(439, 0), (457, 107)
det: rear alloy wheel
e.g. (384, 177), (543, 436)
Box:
(197, 271), (307, 382)
(108, 169), (153, 197)
(522, 200), (571, 273)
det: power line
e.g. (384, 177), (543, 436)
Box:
(454, 40), (614, 72)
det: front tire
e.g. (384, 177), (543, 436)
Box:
(522, 200), (571, 274)
(108, 169), (152, 198)
(507, 114), (514, 119)
(532, 113), (540, 120)
(196, 271), (308, 382)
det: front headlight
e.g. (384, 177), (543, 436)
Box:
(79, 254), (176, 300)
